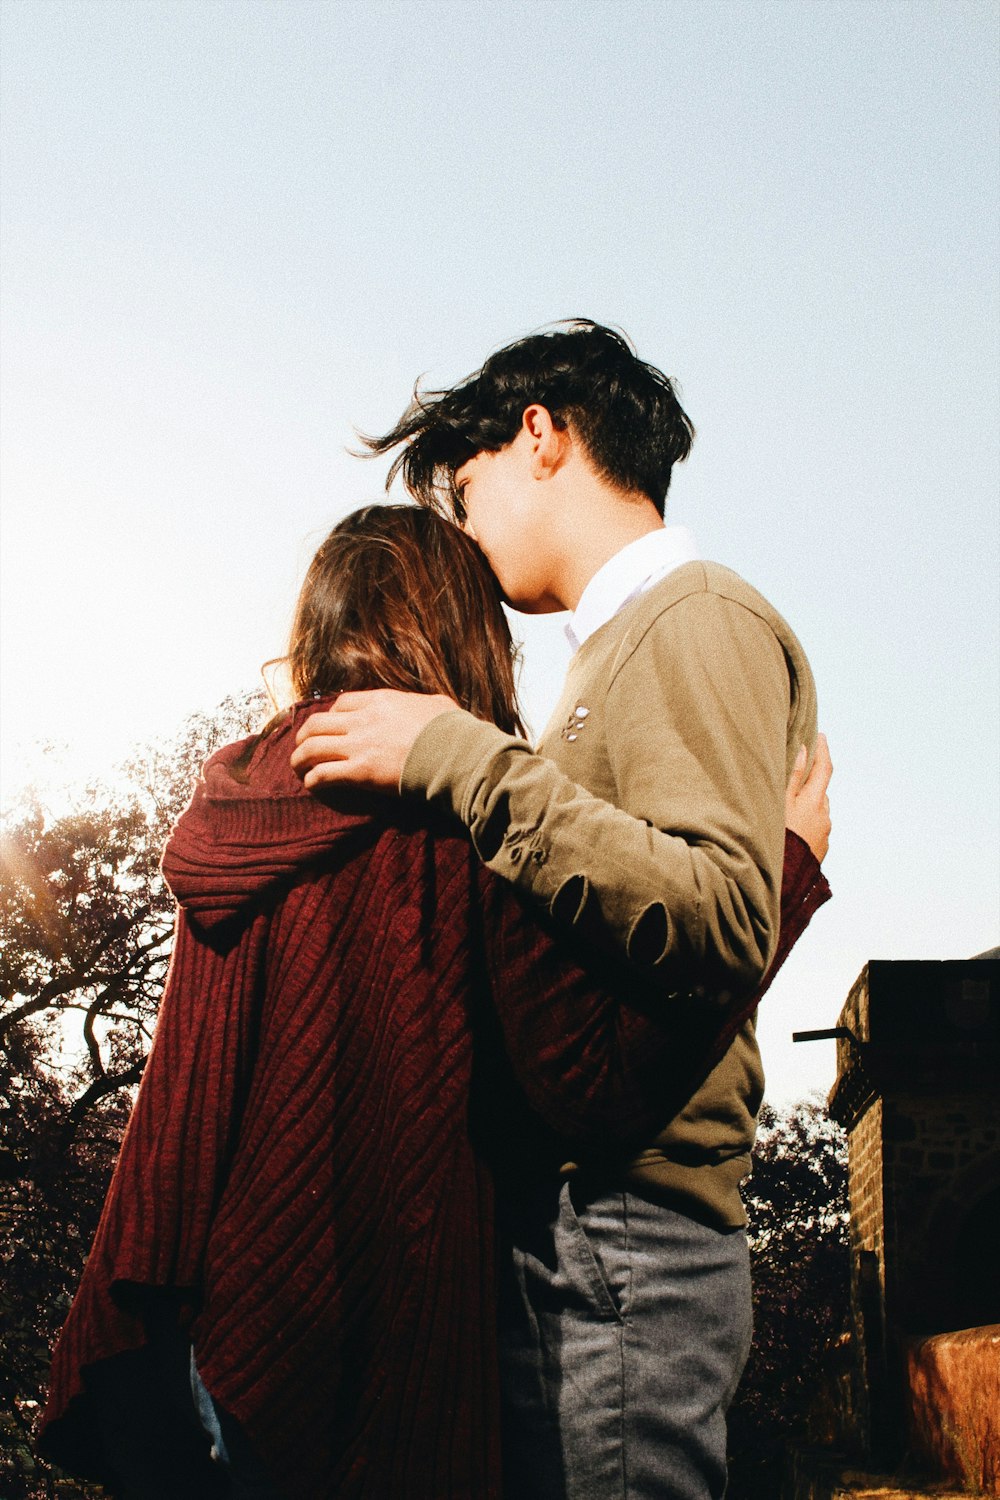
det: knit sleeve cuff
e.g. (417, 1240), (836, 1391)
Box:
(754, 830), (832, 1001)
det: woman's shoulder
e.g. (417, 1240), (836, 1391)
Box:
(198, 698), (335, 799)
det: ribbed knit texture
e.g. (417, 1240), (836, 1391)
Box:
(40, 704), (829, 1498)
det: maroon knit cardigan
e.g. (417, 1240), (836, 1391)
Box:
(40, 705), (830, 1499)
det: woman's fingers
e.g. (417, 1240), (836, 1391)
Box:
(785, 732), (833, 864)
(785, 743), (808, 798)
(806, 731), (833, 796)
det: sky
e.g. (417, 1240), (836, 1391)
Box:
(2, 0), (998, 1104)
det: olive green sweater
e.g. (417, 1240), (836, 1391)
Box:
(402, 560), (818, 1226)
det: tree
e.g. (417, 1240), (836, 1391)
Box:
(0, 694), (265, 1499)
(727, 1097), (850, 1500)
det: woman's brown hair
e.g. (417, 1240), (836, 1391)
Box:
(284, 503), (526, 737)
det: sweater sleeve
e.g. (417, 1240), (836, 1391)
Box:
(479, 829), (831, 1149)
(752, 829), (831, 1002)
(40, 908), (268, 1468)
(404, 592), (797, 996)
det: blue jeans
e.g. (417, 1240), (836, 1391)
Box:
(190, 1351), (285, 1500)
(498, 1179), (753, 1500)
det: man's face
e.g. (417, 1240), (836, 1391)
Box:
(453, 433), (563, 614)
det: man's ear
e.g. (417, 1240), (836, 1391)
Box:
(521, 404), (571, 479)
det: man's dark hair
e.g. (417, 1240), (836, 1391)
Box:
(362, 320), (695, 518)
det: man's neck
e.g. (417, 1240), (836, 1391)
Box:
(553, 494), (665, 612)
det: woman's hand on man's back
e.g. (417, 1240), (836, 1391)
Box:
(784, 732), (832, 864)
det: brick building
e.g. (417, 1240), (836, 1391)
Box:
(791, 953), (1000, 1496)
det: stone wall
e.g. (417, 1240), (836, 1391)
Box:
(906, 1326), (1000, 1495)
(830, 960), (1000, 1344)
(882, 1094), (1000, 1333)
(845, 1096), (884, 1453)
(790, 956), (1000, 1497)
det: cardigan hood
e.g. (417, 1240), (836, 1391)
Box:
(162, 699), (382, 930)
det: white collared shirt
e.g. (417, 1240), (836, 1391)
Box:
(565, 526), (700, 653)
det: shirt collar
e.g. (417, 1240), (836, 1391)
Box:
(566, 525), (700, 653)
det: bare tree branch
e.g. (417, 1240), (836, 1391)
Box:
(57, 1061), (147, 1152)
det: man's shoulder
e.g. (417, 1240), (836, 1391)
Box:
(561, 558), (815, 729)
(610, 560), (802, 655)
(605, 562), (817, 754)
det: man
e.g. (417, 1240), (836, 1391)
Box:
(291, 321), (830, 1498)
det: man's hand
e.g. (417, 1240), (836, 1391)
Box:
(290, 689), (459, 792)
(785, 731), (833, 863)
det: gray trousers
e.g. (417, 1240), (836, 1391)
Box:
(498, 1179), (753, 1500)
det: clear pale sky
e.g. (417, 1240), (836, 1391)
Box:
(2, 0), (998, 1104)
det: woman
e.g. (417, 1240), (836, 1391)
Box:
(40, 505), (830, 1500)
